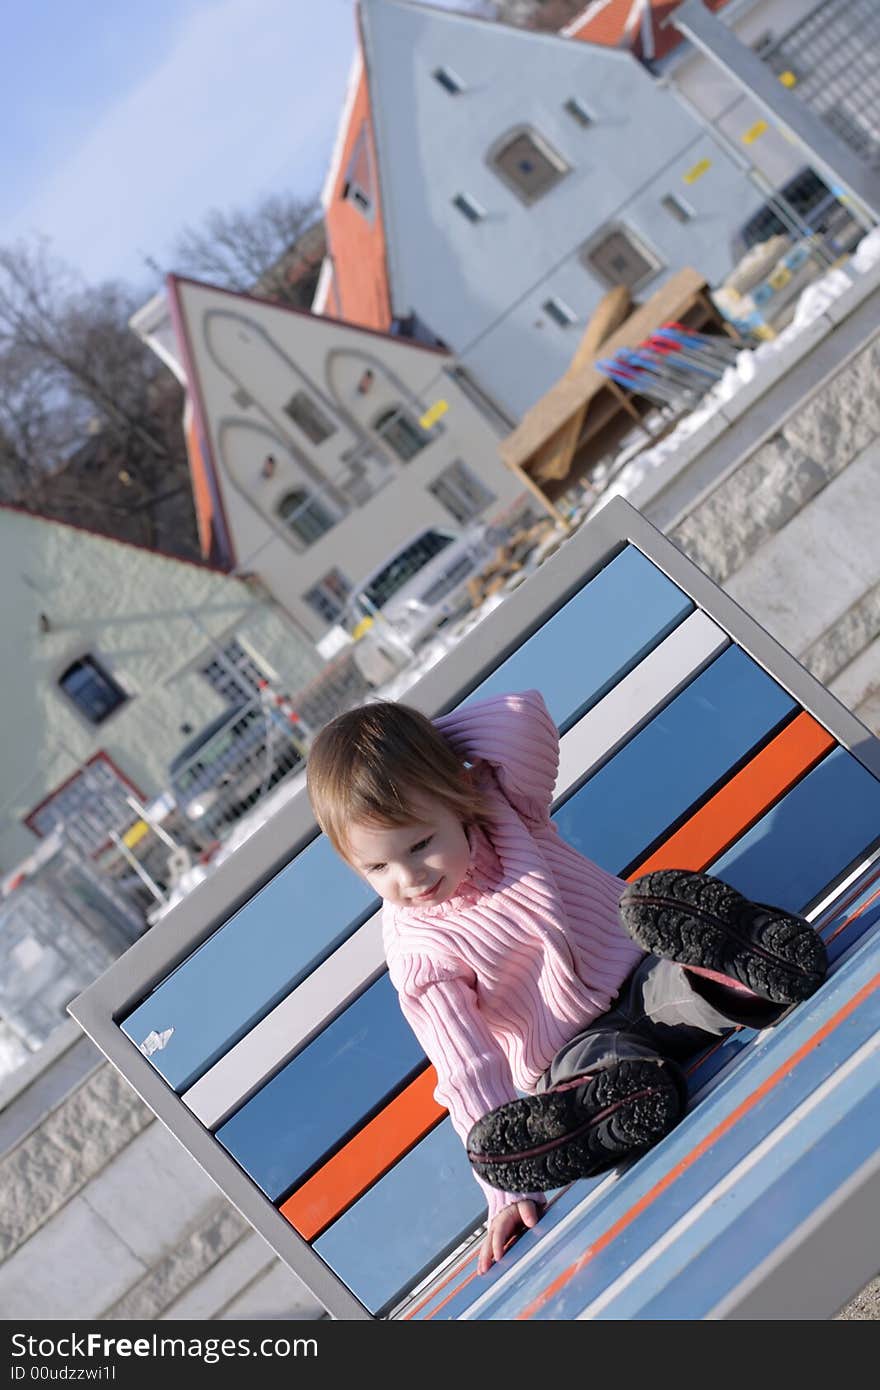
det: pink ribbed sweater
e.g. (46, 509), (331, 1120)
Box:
(381, 689), (644, 1219)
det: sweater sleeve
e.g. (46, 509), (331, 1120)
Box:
(389, 951), (543, 1222)
(434, 689), (559, 826)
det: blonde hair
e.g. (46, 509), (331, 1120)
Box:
(306, 700), (494, 861)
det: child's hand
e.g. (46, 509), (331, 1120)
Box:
(478, 1199), (544, 1275)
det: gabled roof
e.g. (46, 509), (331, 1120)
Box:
(315, 40), (393, 332)
(0, 499), (230, 575)
(564, 0), (731, 64)
(164, 272), (449, 567)
(357, 0), (648, 332)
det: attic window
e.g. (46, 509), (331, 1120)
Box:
(543, 296), (578, 327)
(453, 192), (486, 223)
(342, 180), (371, 215)
(433, 66), (464, 94)
(341, 125), (374, 220)
(564, 98), (593, 128)
(661, 193), (694, 223)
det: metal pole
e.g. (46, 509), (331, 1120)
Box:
(108, 831), (167, 905)
(124, 794), (180, 852)
(670, 0), (880, 222)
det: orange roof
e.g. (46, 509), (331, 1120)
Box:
(568, 0), (730, 64)
(166, 277), (237, 571)
(321, 45), (393, 333)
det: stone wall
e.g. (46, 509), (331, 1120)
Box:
(0, 1030), (324, 1321)
(665, 332), (880, 738)
(1, 281), (878, 1320)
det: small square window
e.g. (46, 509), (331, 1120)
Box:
(661, 193), (694, 223)
(564, 98), (593, 128)
(58, 656), (128, 725)
(433, 66), (464, 94)
(453, 193), (486, 223)
(582, 225), (661, 291)
(542, 296), (578, 327)
(490, 127), (569, 204)
(283, 390), (336, 444)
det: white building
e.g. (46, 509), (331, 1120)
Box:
(315, 0), (778, 416)
(131, 278), (525, 649)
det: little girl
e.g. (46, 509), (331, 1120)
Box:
(306, 689), (826, 1275)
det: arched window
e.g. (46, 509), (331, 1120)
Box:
(372, 406), (430, 461)
(276, 488), (336, 546)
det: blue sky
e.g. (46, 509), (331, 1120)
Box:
(3, 0), (468, 293)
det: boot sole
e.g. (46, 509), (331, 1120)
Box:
(619, 868), (827, 1005)
(467, 1058), (683, 1193)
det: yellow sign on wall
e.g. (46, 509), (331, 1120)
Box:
(419, 399), (449, 430)
(683, 158), (712, 185)
(123, 820), (150, 849)
(742, 119), (769, 145)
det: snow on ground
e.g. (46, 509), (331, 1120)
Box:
(586, 227), (880, 515)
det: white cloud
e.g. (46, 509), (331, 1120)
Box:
(9, 0), (357, 284)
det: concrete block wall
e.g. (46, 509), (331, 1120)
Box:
(1, 279), (879, 1320)
(662, 329), (880, 739)
(0, 1029), (324, 1321)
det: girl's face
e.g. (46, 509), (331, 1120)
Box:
(345, 793), (472, 908)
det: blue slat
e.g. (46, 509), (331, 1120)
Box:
(620, 1072), (880, 1318)
(120, 835), (377, 1091)
(471, 545), (693, 733)
(314, 1118), (485, 1315)
(711, 746), (880, 911)
(553, 645), (796, 874)
(215, 973), (424, 1200)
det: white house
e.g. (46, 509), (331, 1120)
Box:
(0, 504), (320, 877)
(131, 278), (526, 649)
(315, 0), (780, 416)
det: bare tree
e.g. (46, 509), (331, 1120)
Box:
(171, 192), (325, 306)
(0, 238), (199, 558)
(490, 0), (586, 30)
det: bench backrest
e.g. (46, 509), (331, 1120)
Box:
(70, 498), (880, 1318)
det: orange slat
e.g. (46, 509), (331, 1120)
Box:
(280, 1067), (444, 1241)
(628, 711), (835, 879)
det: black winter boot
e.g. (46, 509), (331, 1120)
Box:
(618, 868), (827, 1005)
(467, 1057), (684, 1194)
